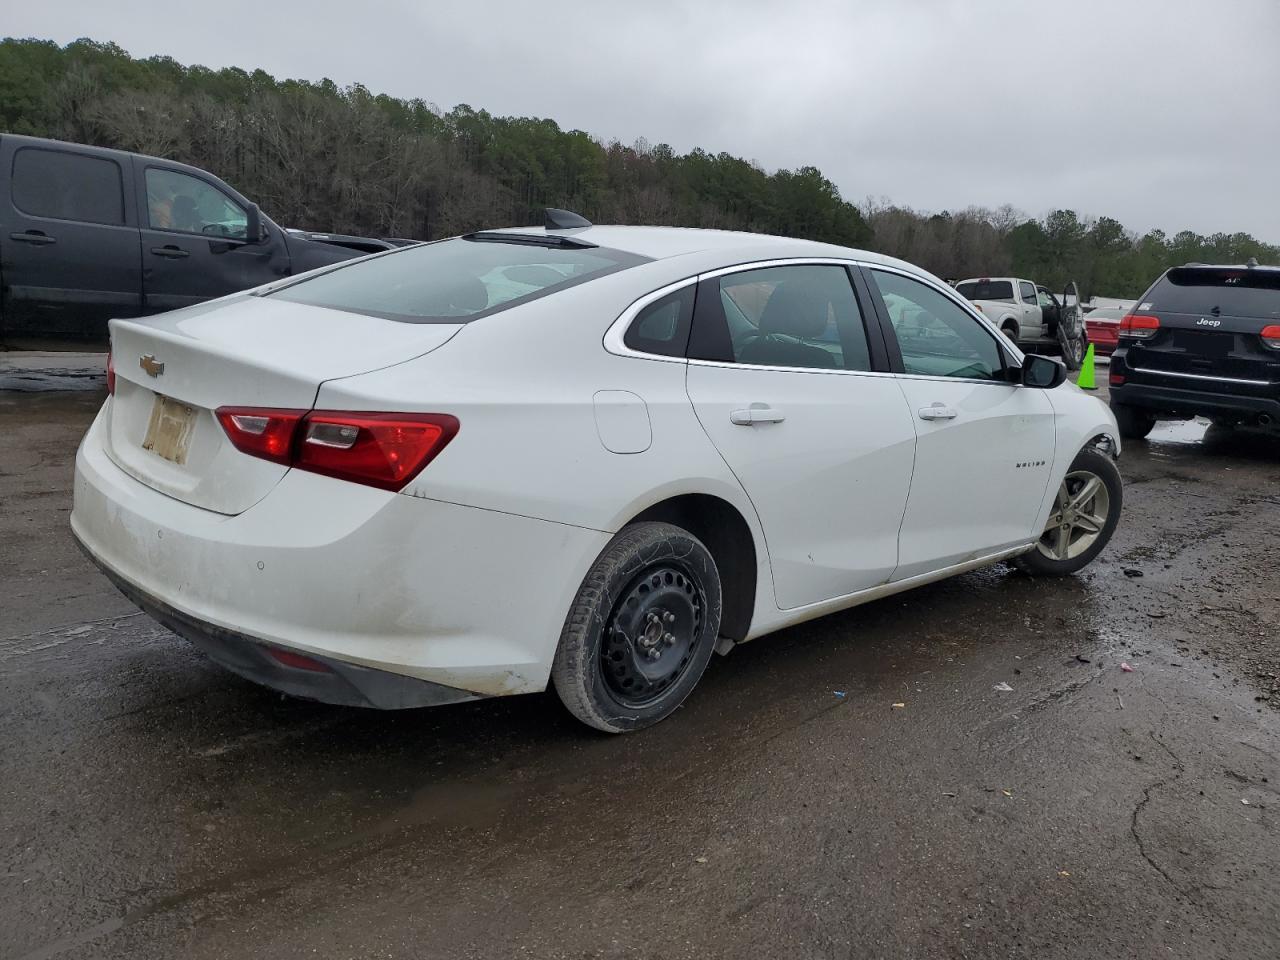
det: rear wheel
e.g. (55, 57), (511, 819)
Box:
(552, 522), (722, 733)
(1111, 402), (1156, 439)
(1001, 322), (1020, 346)
(1015, 447), (1122, 576)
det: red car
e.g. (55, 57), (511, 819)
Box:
(1084, 307), (1127, 355)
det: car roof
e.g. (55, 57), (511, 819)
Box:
(479, 224), (923, 272)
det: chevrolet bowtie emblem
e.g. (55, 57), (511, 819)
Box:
(139, 354), (165, 377)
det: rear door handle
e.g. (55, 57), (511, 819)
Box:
(918, 403), (957, 421)
(150, 245), (189, 259)
(10, 231), (56, 245)
(730, 404), (786, 425)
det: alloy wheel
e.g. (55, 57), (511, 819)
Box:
(1036, 469), (1111, 561)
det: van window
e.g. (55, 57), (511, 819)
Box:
(11, 148), (125, 225)
(267, 236), (649, 323)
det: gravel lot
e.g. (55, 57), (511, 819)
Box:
(2, 375), (1278, 960)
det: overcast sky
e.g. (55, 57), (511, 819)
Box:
(8, 0), (1280, 241)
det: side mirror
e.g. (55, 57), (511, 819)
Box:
(1021, 354), (1067, 389)
(245, 203), (264, 243)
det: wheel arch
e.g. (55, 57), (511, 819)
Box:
(623, 492), (760, 644)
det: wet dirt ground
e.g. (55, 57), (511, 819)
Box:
(2, 383), (1279, 960)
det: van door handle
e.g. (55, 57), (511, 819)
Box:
(10, 231), (56, 245)
(918, 403), (957, 421)
(730, 404), (786, 425)
(150, 245), (189, 259)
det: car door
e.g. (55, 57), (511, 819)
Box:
(136, 164), (289, 312)
(684, 262), (917, 610)
(864, 267), (1056, 581)
(1018, 279), (1042, 336)
(0, 141), (141, 341)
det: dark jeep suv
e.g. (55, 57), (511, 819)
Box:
(1109, 262), (1280, 438)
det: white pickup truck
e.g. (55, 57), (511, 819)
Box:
(954, 276), (1085, 369)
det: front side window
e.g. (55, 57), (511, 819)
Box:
(1018, 280), (1036, 303)
(872, 270), (1007, 381)
(268, 236), (649, 323)
(705, 265), (871, 371)
(146, 168), (248, 239)
(12, 148), (124, 225)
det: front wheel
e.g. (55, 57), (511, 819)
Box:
(1014, 447), (1122, 576)
(552, 522), (722, 733)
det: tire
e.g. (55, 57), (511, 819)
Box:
(1014, 447), (1122, 577)
(1111, 402), (1156, 439)
(552, 521), (723, 733)
(1001, 323), (1020, 347)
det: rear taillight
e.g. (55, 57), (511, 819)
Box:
(215, 407), (458, 491)
(1118, 314), (1160, 339)
(106, 350), (115, 395)
(296, 412), (459, 490)
(1261, 325), (1280, 351)
(216, 408), (306, 466)
(1109, 370), (1125, 386)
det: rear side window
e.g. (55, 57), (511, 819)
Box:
(268, 237), (649, 323)
(11, 148), (125, 225)
(624, 286), (695, 357)
(955, 280), (1014, 303)
(689, 264), (872, 372)
(1147, 268), (1280, 319)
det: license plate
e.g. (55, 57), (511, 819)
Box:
(142, 394), (196, 465)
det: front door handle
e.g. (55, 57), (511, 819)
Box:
(10, 231), (56, 245)
(918, 403), (957, 421)
(730, 404), (786, 425)
(150, 245), (190, 259)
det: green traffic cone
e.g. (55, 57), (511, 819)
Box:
(1076, 343), (1097, 390)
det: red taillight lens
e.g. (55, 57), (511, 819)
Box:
(1118, 314), (1160, 339)
(106, 350), (116, 395)
(215, 407), (458, 490)
(1261, 324), (1280, 350)
(215, 407), (306, 465)
(296, 412), (459, 490)
(1109, 370), (1125, 385)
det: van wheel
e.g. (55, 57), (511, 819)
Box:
(1015, 447), (1122, 577)
(552, 522), (722, 733)
(1111, 402), (1156, 439)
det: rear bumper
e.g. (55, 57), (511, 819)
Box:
(1085, 324), (1118, 355)
(71, 403), (611, 706)
(1110, 380), (1280, 422)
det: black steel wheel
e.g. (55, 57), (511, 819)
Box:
(552, 522), (722, 733)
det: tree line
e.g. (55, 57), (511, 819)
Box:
(2, 38), (1276, 299)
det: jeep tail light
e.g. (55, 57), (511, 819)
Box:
(106, 350), (116, 395)
(1261, 325), (1280, 351)
(215, 407), (458, 490)
(1109, 370), (1125, 386)
(1119, 314), (1160, 339)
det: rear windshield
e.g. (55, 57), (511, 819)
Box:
(267, 236), (649, 323)
(955, 280), (1014, 303)
(1147, 267), (1280, 319)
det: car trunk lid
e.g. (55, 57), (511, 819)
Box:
(105, 295), (461, 514)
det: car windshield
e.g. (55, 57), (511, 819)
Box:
(1148, 267), (1280, 319)
(266, 236), (649, 323)
(955, 280), (1014, 302)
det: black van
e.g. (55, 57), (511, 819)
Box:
(0, 135), (378, 344)
(1109, 262), (1280, 437)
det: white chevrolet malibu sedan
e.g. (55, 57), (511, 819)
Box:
(72, 211), (1123, 732)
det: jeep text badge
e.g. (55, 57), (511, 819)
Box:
(139, 354), (165, 377)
